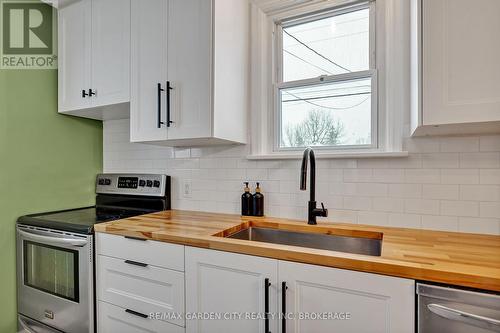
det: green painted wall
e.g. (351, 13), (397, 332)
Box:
(0, 70), (102, 332)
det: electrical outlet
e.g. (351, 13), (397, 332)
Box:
(182, 179), (192, 198)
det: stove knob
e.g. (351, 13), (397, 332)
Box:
(139, 180), (146, 187)
(98, 179), (105, 185)
(146, 180), (153, 187)
(104, 179), (111, 185)
(153, 180), (161, 188)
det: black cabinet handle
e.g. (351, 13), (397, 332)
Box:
(82, 89), (88, 98)
(89, 89), (96, 96)
(282, 281), (287, 333)
(124, 236), (147, 241)
(265, 278), (271, 333)
(124, 260), (148, 267)
(125, 309), (148, 319)
(166, 81), (174, 127)
(157, 83), (165, 128)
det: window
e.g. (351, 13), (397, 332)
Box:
(274, 3), (376, 151)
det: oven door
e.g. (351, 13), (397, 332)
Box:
(17, 225), (94, 333)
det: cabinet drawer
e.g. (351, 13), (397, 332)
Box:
(97, 255), (185, 327)
(98, 301), (184, 333)
(96, 232), (184, 271)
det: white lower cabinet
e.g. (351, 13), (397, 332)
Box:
(98, 301), (184, 333)
(280, 261), (415, 333)
(96, 233), (186, 332)
(97, 255), (185, 327)
(96, 237), (415, 333)
(185, 247), (415, 333)
(185, 247), (278, 333)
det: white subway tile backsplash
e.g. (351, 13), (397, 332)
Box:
(422, 184), (459, 200)
(343, 196), (372, 211)
(458, 217), (500, 235)
(372, 169), (405, 183)
(103, 120), (500, 235)
(328, 210), (358, 224)
(440, 137), (479, 152)
(480, 169), (500, 184)
(405, 169), (440, 184)
(440, 200), (479, 217)
(268, 168), (296, 181)
(405, 199), (440, 215)
(421, 215), (459, 232)
(403, 137), (440, 153)
(480, 202), (500, 219)
(441, 169), (479, 184)
(388, 213), (422, 229)
(480, 135), (500, 152)
(373, 197), (405, 213)
(343, 169), (373, 182)
(422, 153), (459, 169)
(460, 185), (499, 202)
(358, 211), (389, 226)
(460, 152), (500, 169)
(388, 183), (422, 198)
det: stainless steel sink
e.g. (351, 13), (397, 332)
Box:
(225, 227), (382, 256)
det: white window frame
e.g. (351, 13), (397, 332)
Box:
(273, 2), (378, 152)
(248, 0), (409, 159)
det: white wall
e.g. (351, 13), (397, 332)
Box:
(104, 119), (500, 235)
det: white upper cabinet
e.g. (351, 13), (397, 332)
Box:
(165, 0), (212, 141)
(411, 0), (500, 136)
(58, 0), (130, 120)
(130, 0), (249, 146)
(58, 0), (91, 113)
(130, 0), (168, 142)
(90, 0), (130, 108)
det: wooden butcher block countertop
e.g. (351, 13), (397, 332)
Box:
(94, 210), (500, 292)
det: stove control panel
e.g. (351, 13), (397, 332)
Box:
(96, 174), (170, 197)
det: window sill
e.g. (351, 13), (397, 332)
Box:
(246, 150), (409, 160)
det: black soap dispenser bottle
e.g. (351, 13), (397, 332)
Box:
(241, 182), (253, 216)
(253, 182), (264, 217)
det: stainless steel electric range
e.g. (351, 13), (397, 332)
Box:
(16, 173), (171, 333)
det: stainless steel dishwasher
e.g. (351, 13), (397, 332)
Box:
(418, 283), (500, 332)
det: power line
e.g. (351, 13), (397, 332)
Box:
(283, 49), (334, 75)
(284, 90), (370, 110)
(282, 91), (370, 103)
(283, 30), (352, 73)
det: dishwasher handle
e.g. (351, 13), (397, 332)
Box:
(428, 303), (500, 331)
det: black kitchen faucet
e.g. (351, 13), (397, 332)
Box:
(300, 147), (328, 225)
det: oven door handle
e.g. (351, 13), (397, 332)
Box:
(18, 316), (37, 333)
(18, 229), (88, 247)
(427, 303), (500, 331)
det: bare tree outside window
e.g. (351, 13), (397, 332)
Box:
(283, 110), (345, 147)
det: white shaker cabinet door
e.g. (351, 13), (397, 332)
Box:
(185, 247), (278, 333)
(130, 0), (168, 142)
(422, 0), (500, 126)
(165, 0), (212, 140)
(58, 0), (91, 113)
(279, 260), (415, 333)
(90, 0), (130, 108)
